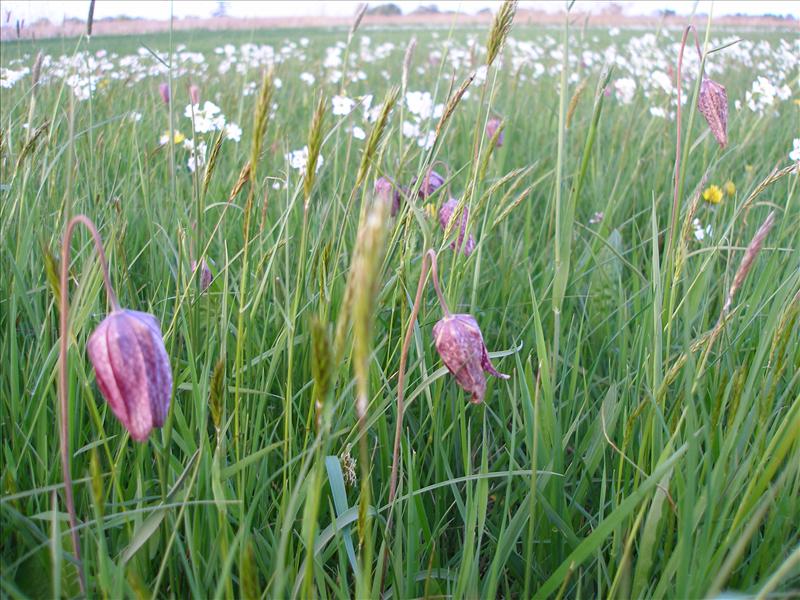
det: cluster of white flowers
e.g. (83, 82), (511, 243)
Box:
(174, 101), (241, 171)
(402, 91), (444, 149)
(614, 77), (637, 105)
(183, 138), (208, 173)
(285, 146), (324, 173)
(738, 76), (792, 116)
(66, 73), (99, 101)
(0, 66), (30, 89)
(183, 101), (241, 140)
(692, 218), (713, 242)
(325, 95), (377, 144)
(184, 101), (226, 133)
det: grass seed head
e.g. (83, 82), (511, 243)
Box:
(722, 211), (776, 314)
(229, 161), (251, 203)
(439, 198), (475, 256)
(402, 37), (417, 93)
(351, 197), (390, 419)
(486, 0), (517, 67)
(304, 94), (327, 205)
(89, 447), (104, 518)
(310, 316), (333, 431)
(357, 86), (398, 188)
(31, 51), (43, 88)
(202, 130), (225, 196)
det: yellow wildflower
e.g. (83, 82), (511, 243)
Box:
(724, 180), (736, 196)
(702, 185), (723, 205)
(424, 202), (437, 220)
(160, 130), (185, 145)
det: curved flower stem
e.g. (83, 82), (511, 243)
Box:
(59, 214), (119, 597)
(388, 249), (446, 508)
(428, 250), (450, 317)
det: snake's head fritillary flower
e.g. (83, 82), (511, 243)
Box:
(433, 313), (509, 404)
(189, 84), (200, 105)
(158, 82), (170, 104)
(375, 176), (401, 217)
(485, 116), (504, 147)
(416, 169), (445, 199)
(439, 198), (475, 256)
(191, 259), (213, 291)
(87, 310), (173, 442)
(698, 77), (728, 148)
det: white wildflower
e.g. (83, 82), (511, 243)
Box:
(790, 138), (800, 162)
(332, 95), (356, 116)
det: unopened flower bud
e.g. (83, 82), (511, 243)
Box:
(415, 168), (445, 199)
(191, 259), (212, 291)
(433, 314), (509, 404)
(698, 77), (728, 148)
(87, 310), (173, 442)
(485, 116), (504, 147)
(439, 198), (475, 256)
(189, 84), (200, 105)
(158, 82), (170, 104)
(375, 176), (401, 217)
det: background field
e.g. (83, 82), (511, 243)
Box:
(1, 7), (799, 599)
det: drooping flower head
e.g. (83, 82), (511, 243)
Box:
(189, 84), (200, 105)
(698, 77), (728, 148)
(87, 309), (173, 442)
(433, 314), (509, 404)
(158, 82), (170, 104)
(415, 168), (445, 199)
(439, 198), (475, 256)
(485, 116), (504, 147)
(375, 176), (401, 217)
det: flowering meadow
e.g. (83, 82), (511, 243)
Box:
(1, 3), (799, 597)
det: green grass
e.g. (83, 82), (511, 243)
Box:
(1, 7), (799, 599)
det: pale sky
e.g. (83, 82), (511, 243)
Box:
(2, 0), (798, 23)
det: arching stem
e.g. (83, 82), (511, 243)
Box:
(59, 214), (119, 597)
(388, 249), (447, 511)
